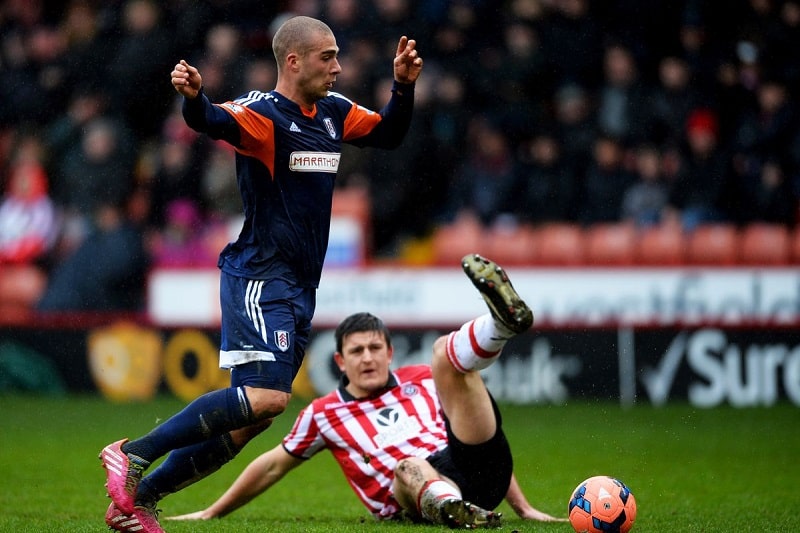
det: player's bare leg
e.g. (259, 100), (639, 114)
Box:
(432, 254), (533, 443)
(393, 456), (501, 529)
(405, 254), (532, 528)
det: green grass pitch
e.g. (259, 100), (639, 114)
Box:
(0, 394), (796, 532)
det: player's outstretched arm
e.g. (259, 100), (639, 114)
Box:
(393, 36), (423, 85)
(166, 444), (304, 520)
(505, 473), (568, 522)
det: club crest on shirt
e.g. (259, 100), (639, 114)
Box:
(274, 330), (290, 352)
(323, 117), (337, 139)
(402, 384), (419, 397)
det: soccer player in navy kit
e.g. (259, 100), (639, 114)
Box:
(100, 16), (422, 533)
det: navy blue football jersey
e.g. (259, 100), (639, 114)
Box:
(182, 83), (414, 286)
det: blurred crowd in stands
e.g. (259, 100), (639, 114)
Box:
(1, 0), (800, 312)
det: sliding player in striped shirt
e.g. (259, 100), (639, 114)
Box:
(168, 255), (565, 528)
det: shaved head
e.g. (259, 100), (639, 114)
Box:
(272, 16), (334, 72)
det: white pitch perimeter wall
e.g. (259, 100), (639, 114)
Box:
(148, 266), (800, 328)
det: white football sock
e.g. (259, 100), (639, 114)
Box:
(445, 314), (509, 372)
(418, 479), (462, 522)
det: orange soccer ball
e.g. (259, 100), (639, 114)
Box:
(568, 475), (637, 533)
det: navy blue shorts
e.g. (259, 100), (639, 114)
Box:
(426, 394), (513, 510)
(219, 271), (315, 393)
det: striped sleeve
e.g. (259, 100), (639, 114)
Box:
(283, 400), (327, 459)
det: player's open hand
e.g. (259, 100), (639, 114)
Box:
(171, 59), (203, 99)
(517, 507), (569, 522)
(393, 36), (423, 84)
(164, 510), (212, 521)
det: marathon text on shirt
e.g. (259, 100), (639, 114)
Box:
(289, 151), (341, 173)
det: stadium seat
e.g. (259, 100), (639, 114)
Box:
(482, 223), (539, 265)
(739, 223), (790, 265)
(0, 264), (47, 324)
(686, 224), (739, 265)
(431, 216), (485, 266)
(584, 223), (637, 265)
(533, 223), (586, 265)
(331, 186), (370, 223)
(635, 223), (686, 265)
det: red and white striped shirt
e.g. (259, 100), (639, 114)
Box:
(282, 365), (448, 518)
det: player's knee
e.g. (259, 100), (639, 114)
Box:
(245, 387), (290, 420)
(394, 456), (426, 482)
(431, 335), (449, 364)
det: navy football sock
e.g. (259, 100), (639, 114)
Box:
(135, 433), (239, 507)
(122, 386), (253, 463)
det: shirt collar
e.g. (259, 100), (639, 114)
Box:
(338, 371), (398, 402)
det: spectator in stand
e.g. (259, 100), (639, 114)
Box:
(675, 8), (721, 97)
(443, 116), (519, 227)
(766, 1), (800, 94)
(515, 130), (577, 224)
(736, 156), (798, 225)
(36, 199), (148, 312)
(595, 42), (650, 145)
(45, 86), (109, 171)
(729, 74), (800, 225)
(621, 143), (669, 227)
(0, 5), (73, 128)
(538, 0), (604, 90)
(47, 113), (137, 254)
(104, 0), (176, 140)
(0, 136), (58, 265)
(664, 108), (736, 230)
(368, 0), (429, 55)
(711, 55), (759, 148)
(148, 98), (207, 228)
(553, 82), (597, 182)
(190, 23), (251, 102)
(647, 55), (704, 146)
(59, 1), (111, 110)
(578, 133), (635, 225)
(149, 198), (216, 268)
(491, 20), (550, 140)
(733, 75), (798, 172)
(428, 23), (473, 93)
(736, 0), (783, 62)
(428, 72), (470, 162)
(18, 23), (71, 125)
(322, 0), (368, 53)
(597, 0), (680, 65)
(367, 74), (442, 254)
(417, 71), (471, 232)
